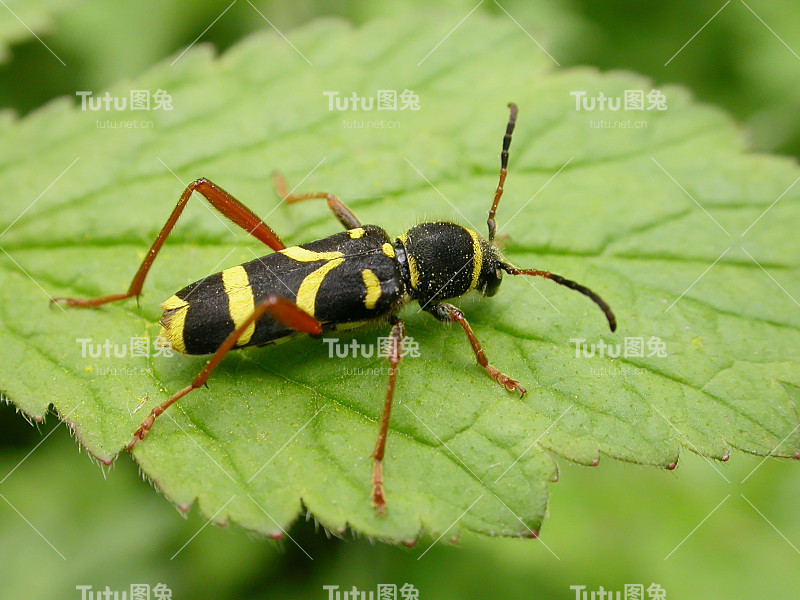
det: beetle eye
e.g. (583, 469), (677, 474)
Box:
(484, 264), (503, 296)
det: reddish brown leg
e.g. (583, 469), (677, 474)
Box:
(426, 303), (526, 396)
(372, 317), (405, 513)
(126, 295), (321, 451)
(273, 172), (362, 230)
(53, 178), (286, 308)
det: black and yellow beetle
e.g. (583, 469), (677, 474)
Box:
(54, 104), (615, 511)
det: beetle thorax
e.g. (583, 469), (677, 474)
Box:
(396, 222), (502, 304)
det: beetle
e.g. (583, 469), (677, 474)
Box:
(54, 103), (615, 512)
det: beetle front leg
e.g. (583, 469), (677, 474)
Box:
(425, 303), (526, 396)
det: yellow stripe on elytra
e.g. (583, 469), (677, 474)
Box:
(407, 254), (420, 290)
(159, 295), (189, 354)
(381, 243), (395, 258)
(361, 269), (382, 309)
(162, 295), (187, 311)
(466, 228), (483, 291)
(348, 228), (365, 239)
(280, 246), (344, 263)
(222, 265), (256, 346)
(296, 258), (345, 316)
(397, 233), (419, 290)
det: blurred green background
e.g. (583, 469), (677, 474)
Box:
(2, 1), (799, 598)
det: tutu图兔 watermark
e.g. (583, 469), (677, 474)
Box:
(570, 582), (666, 600)
(76, 89), (173, 112)
(323, 583), (419, 600)
(323, 89), (420, 112)
(323, 337), (420, 359)
(76, 582), (172, 600)
(77, 89), (172, 129)
(570, 89), (665, 129)
(76, 337), (174, 359)
(570, 89), (667, 112)
(570, 336), (667, 359)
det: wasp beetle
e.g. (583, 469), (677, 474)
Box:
(54, 104), (616, 512)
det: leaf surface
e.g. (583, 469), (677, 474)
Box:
(1, 16), (799, 541)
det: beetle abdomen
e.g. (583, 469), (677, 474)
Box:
(159, 225), (406, 355)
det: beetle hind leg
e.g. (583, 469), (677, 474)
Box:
(53, 178), (286, 309)
(127, 295), (321, 450)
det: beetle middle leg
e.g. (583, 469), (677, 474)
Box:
(425, 303), (526, 396)
(371, 316), (405, 513)
(273, 172), (362, 230)
(127, 295), (322, 450)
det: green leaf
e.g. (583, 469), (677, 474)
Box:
(1, 16), (799, 542)
(0, 0), (74, 65)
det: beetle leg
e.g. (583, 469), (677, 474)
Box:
(371, 316), (405, 513)
(425, 302), (526, 396)
(126, 295), (321, 451)
(273, 171), (362, 230)
(53, 178), (286, 308)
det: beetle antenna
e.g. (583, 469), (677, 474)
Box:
(502, 264), (617, 332)
(487, 103), (518, 241)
